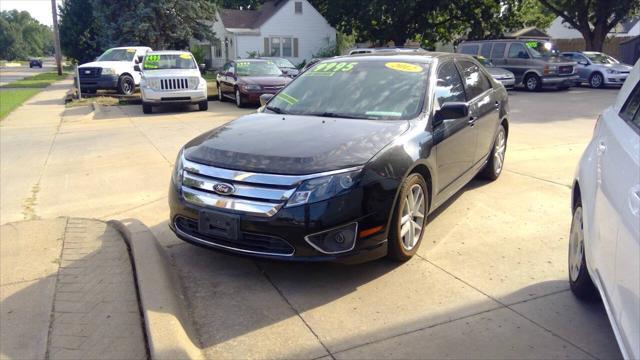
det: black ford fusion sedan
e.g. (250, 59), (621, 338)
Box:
(169, 52), (509, 264)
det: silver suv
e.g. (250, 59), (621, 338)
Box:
(458, 39), (579, 91)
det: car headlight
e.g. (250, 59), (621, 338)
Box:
(242, 84), (261, 91)
(101, 68), (116, 75)
(286, 168), (362, 207)
(172, 149), (184, 187)
(606, 69), (619, 74)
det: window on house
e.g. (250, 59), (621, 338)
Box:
(270, 37), (281, 56)
(282, 38), (292, 57)
(214, 44), (222, 58)
(268, 36), (296, 57)
(295, 2), (302, 14)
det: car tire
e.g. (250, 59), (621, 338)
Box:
(480, 124), (507, 180)
(524, 74), (541, 91)
(198, 100), (208, 111)
(235, 88), (244, 108)
(569, 199), (598, 301)
(589, 72), (604, 89)
(117, 74), (135, 95)
(388, 173), (428, 262)
(217, 83), (224, 102)
(142, 103), (152, 114)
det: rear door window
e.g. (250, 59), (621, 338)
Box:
(435, 61), (466, 105)
(620, 83), (640, 125)
(491, 43), (506, 59)
(480, 43), (492, 58)
(459, 45), (479, 55)
(508, 43), (528, 59)
(457, 60), (492, 100)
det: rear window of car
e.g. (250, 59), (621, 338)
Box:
(491, 43), (506, 58)
(459, 45), (479, 55)
(143, 54), (196, 70)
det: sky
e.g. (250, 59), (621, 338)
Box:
(0, 0), (64, 26)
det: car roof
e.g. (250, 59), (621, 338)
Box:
(332, 51), (465, 64)
(232, 59), (271, 62)
(112, 46), (152, 50)
(147, 50), (192, 56)
(461, 39), (545, 44)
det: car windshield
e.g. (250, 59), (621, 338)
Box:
(266, 60), (429, 120)
(525, 41), (556, 58)
(584, 52), (619, 64)
(267, 58), (295, 68)
(143, 54), (196, 70)
(474, 56), (494, 67)
(98, 49), (136, 62)
(236, 61), (282, 76)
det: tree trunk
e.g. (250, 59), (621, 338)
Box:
(583, 23), (607, 52)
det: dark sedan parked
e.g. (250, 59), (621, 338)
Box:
(259, 57), (300, 78)
(29, 58), (43, 68)
(216, 59), (291, 107)
(171, 52), (509, 263)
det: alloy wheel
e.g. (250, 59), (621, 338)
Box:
(493, 129), (506, 174)
(590, 74), (603, 88)
(400, 184), (426, 251)
(122, 78), (133, 95)
(569, 207), (585, 282)
(236, 90), (241, 107)
(526, 76), (538, 91)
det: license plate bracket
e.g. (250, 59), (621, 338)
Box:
(198, 210), (240, 241)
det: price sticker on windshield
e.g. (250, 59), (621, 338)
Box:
(179, 54), (191, 59)
(237, 61), (251, 68)
(385, 62), (423, 73)
(127, 48), (136, 53)
(144, 55), (160, 69)
(306, 62), (357, 76)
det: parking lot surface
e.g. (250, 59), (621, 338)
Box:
(0, 83), (623, 358)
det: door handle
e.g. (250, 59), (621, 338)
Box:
(495, 101), (500, 109)
(597, 140), (606, 155)
(468, 116), (478, 126)
(630, 186), (640, 216)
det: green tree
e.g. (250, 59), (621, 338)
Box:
(538, 0), (640, 51)
(216, 0), (263, 9)
(59, 0), (105, 64)
(0, 10), (53, 60)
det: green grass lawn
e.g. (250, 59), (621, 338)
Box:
(0, 89), (41, 119)
(1, 72), (68, 88)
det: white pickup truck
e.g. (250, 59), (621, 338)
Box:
(78, 46), (152, 95)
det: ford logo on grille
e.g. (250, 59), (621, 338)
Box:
(212, 183), (235, 195)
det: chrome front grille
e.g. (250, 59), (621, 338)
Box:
(181, 158), (301, 217)
(159, 78), (190, 90)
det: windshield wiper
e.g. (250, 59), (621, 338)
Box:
(305, 112), (371, 120)
(266, 105), (287, 114)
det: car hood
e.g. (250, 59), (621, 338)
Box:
(239, 76), (290, 86)
(184, 113), (409, 175)
(79, 61), (130, 68)
(142, 69), (200, 78)
(485, 67), (513, 78)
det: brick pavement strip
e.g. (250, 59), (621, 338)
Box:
(47, 218), (147, 360)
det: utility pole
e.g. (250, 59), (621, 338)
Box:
(51, 0), (62, 75)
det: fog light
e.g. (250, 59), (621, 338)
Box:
(305, 223), (358, 254)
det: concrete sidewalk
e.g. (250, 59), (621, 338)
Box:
(0, 218), (146, 360)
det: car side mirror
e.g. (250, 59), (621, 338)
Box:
(134, 64), (141, 72)
(199, 63), (206, 74)
(137, 55), (144, 64)
(260, 93), (274, 106)
(433, 102), (469, 128)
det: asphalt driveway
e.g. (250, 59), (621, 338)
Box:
(0, 83), (623, 359)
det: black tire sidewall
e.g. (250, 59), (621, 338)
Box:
(118, 75), (134, 95)
(388, 173), (428, 261)
(525, 74), (540, 91)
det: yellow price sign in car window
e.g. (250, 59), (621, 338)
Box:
(127, 48), (136, 53)
(179, 54), (191, 59)
(306, 62), (358, 77)
(385, 62), (423, 73)
(144, 55), (160, 69)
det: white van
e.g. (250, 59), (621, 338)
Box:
(78, 46), (152, 95)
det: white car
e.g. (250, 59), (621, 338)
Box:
(570, 59), (640, 359)
(78, 46), (152, 95)
(138, 51), (208, 114)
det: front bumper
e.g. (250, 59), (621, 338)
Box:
(168, 179), (390, 264)
(141, 88), (207, 104)
(79, 74), (119, 90)
(541, 74), (579, 87)
(239, 88), (283, 104)
(496, 78), (515, 88)
(604, 73), (628, 85)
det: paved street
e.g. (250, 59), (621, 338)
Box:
(0, 81), (623, 359)
(0, 59), (57, 86)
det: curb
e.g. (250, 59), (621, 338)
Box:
(109, 219), (202, 360)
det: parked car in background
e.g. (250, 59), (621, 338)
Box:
(169, 52), (509, 264)
(458, 39), (578, 91)
(561, 51), (633, 88)
(569, 60), (639, 360)
(29, 58), (42, 68)
(473, 55), (515, 89)
(78, 46), (152, 95)
(216, 59), (291, 108)
(138, 51), (208, 114)
(260, 57), (300, 78)
(300, 57), (327, 74)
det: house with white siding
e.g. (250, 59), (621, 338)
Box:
(195, 0), (336, 69)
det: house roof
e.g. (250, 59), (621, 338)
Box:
(505, 27), (550, 39)
(619, 17), (640, 33)
(218, 0), (288, 30)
